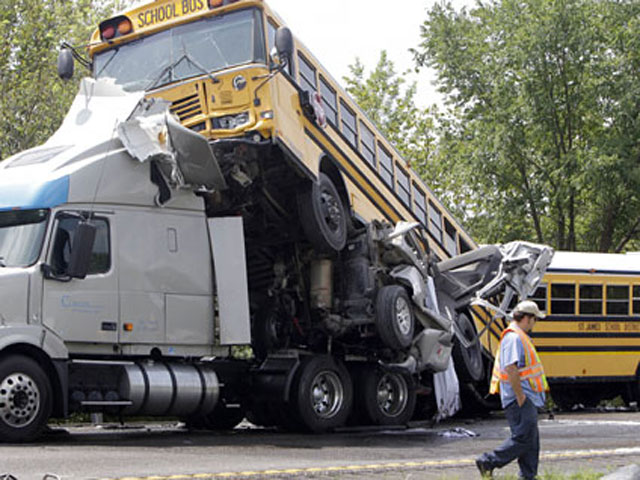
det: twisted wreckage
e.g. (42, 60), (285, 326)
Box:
(0, 76), (553, 441)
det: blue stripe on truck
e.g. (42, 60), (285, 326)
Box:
(0, 176), (70, 211)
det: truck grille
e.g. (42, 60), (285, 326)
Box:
(170, 94), (203, 122)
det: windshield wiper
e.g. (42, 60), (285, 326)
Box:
(0, 256), (6, 267)
(96, 47), (120, 78)
(146, 51), (220, 91)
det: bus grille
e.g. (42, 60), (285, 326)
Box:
(170, 94), (203, 122)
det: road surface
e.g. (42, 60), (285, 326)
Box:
(1, 410), (639, 479)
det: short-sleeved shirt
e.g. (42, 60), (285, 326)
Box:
(499, 330), (546, 409)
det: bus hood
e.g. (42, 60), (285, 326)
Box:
(0, 268), (29, 325)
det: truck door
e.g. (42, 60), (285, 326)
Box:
(42, 212), (119, 346)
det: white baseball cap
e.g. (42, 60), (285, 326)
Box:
(513, 300), (546, 319)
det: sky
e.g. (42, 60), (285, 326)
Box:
(266, 0), (468, 108)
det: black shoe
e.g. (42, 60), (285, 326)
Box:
(475, 458), (494, 478)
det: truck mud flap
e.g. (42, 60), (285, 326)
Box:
(251, 356), (301, 403)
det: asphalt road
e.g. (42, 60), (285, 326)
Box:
(1, 410), (640, 480)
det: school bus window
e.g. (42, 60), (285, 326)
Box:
(319, 76), (337, 125)
(531, 284), (547, 313)
(428, 201), (443, 244)
(396, 166), (410, 206)
(606, 285), (629, 315)
(633, 285), (640, 314)
(94, 8), (266, 92)
(459, 237), (472, 254)
(378, 144), (394, 186)
(412, 183), (427, 224)
(360, 121), (376, 166)
(550, 283), (575, 315)
(579, 284), (602, 315)
(340, 100), (357, 147)
(298, 53), (316, 93)
(444, 218), (458, 256)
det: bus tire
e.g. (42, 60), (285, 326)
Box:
(359, 365), (416, 426)
(292, 356), (352, 433)
(0, 354), (52, 443)
(376, 286), (415, 351)
(452, 312), (484, 383)
(297, 173), (347, 253)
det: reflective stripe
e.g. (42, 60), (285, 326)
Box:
(489, 323), (549, 395)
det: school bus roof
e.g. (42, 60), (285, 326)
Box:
(548, 251), (640, 274)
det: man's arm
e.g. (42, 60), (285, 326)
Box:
(505, 363), (526, 406)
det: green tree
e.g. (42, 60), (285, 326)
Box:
(343, 51), (437, 179)
(0, 0), (128, 160)
(414, 0), (640, 251)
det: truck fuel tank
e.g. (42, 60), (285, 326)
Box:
(119, 362), (219, 417)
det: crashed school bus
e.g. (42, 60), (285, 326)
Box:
(0, 0), (552, 441)
(527, 252), (640, 409)
(469, 251), (640, 411)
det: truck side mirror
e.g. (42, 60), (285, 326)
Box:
(274, 27), (293, 67)
(57, 48), (75, 80)
(67, 222), (96, 279)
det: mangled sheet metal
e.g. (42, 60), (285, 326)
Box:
(117, 98), (227, 192)
(377, 222), (553, 420)
(46, 78), (145, 148)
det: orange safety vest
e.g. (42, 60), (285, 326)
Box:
(489, 322), (549, 394)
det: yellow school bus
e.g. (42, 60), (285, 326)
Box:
(85, 0), (475, 260)
(472, 251), (640, 409)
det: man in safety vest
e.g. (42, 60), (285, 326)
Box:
(476, 300), (549, 479)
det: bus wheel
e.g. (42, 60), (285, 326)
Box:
(297, 173), (347, 253)
(359, 365), (416, 426)
(552, 390), (577, 411)
(293, 356), (352, 433)
(452, 312), (484, 382)
(376, 286), (415, 350)
(0, 355), (52, 443)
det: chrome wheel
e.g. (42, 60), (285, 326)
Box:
(376, 372), (409, 418)
(395, 297), (412, 336)
(310, 370), (344, 419)
(0, 372), (41, 429)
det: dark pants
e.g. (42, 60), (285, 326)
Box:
(479, 398), (540, 479)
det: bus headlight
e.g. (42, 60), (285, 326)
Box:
(211, 111), (250, 130)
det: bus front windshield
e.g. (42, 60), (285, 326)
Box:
(93, 8), (266, 92)
(0, 209), (49, 268)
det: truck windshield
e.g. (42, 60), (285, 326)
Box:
(0, 209), (49, 268)
(93, 8), (266, 92)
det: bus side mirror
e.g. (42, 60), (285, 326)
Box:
(275, 27), (293, 66)
(67, 222), (96, 279)
(57, 48), (75, 80)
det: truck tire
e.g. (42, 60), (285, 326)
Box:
(292, 356), (352, 433)
(297, 173), (347, 253)
(0, 355), (52, 442)
(375, 286), (415, 350)
(452, 312), (484, 382)
(358, 365), (416, 426)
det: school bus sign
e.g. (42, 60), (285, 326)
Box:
(136, 0), (207, 28)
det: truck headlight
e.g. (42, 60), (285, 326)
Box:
(211, 111), (250, 130)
